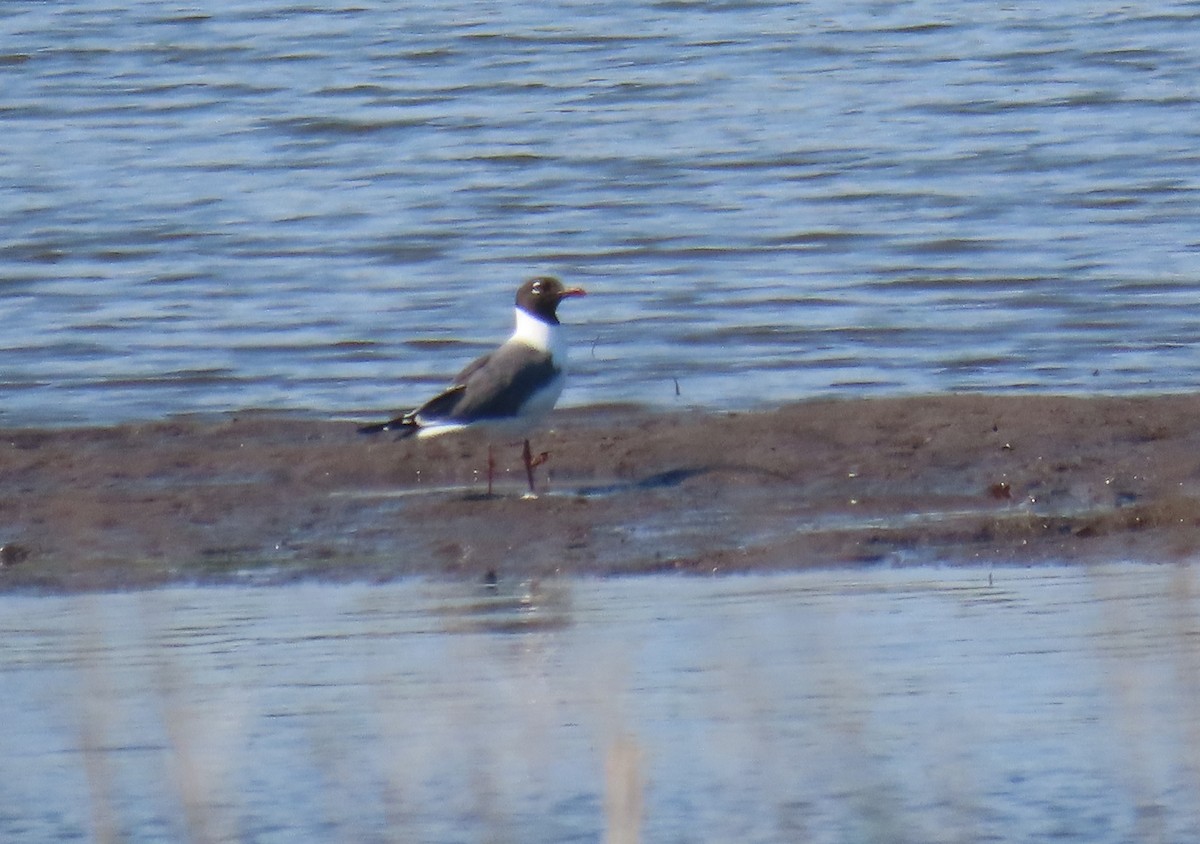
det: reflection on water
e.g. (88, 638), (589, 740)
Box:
(2, 565), (1200, 842)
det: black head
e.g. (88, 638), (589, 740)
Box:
(515, 276), (586, 325)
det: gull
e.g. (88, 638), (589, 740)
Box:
(360, 276), (586, 496)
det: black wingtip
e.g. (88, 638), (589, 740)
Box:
(359, 416), (419, 438)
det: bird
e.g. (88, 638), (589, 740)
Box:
(359, 276), (586, 496)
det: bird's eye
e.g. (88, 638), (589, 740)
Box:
(531, 281), (542, 294)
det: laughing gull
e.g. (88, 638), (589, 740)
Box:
(360, 276), (586, 496)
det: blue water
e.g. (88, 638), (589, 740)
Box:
(3, 1), (1200, 426)
(3, 565), (1200, 842)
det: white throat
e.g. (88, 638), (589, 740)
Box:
(510, 307), (566, 359)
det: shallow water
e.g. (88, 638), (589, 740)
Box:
(3, 564), (1200, 842)
(2, 1), (1200, 427)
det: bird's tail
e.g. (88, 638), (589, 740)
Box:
(358, 415), (419, 438)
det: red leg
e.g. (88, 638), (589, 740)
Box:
(521, 440), (552, 495)
(522, 439), (536, 494)
(487, 444), (495, 496)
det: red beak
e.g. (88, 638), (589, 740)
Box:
(561, 287), (587, 298)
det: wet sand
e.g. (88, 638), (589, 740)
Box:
(3, 394), (1200, 592)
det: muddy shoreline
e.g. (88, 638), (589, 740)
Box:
(4, 394), (1200, 592)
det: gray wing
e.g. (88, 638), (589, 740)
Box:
(414, 343), (559, 423)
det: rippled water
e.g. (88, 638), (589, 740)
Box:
(3, 565), (1200, 842)
(3, 2), (1200, 426)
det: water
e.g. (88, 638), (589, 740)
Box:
(3, 1), (1200, 427)
(2, 564), (1199, 842)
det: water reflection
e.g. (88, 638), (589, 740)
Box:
(430, 577), (574, 635)
(2, 565), (1200, 842)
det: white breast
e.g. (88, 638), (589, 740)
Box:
(510, 308), (568, 361)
